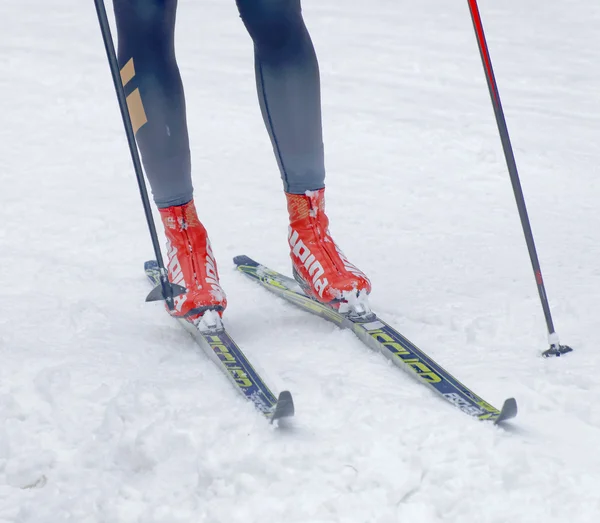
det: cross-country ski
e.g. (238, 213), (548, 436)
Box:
(2, 0), (599, 520)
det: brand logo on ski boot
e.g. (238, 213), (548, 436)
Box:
(288, 229), (329, 298)
(166, 242), (188, 313)
(205, 240), (226, 302)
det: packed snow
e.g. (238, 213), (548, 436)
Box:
(1, 0), (600, 521)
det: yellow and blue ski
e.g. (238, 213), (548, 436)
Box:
(145, 260), (294, 423)
(233, 255), (516, 424)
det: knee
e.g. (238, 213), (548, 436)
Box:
(236, 0), (305, 51)
(114, 0), (176, 36)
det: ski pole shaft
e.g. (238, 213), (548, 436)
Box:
(466, 0), (571, 356)
(93, 0), (180, 308)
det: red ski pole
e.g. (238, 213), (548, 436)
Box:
(467, 0), (572, 357)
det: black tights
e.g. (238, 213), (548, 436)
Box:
(113, 0), (325, 207)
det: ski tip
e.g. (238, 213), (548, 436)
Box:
(144, 259), (187, 303)
(144, 259), (158, 271)
(271, 390), (295, 423)
(233, 255), (259, 268)
(494, 397), (518, 425)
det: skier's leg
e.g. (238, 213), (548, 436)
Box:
(114, 0), (226, 321)
(236, 0), (324, 194)
(113, 0), (192, 208)
(236, 0), (371, 309)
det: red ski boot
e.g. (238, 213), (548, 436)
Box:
(158, 200), (226, 324)
(286, 189), (371, 313)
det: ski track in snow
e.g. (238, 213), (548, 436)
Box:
(1, 0), (600, 521)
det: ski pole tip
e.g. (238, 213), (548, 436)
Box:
(542, 344), (574, 358)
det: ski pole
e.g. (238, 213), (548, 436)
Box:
(93, 0), (184, 309)
(466, 0), (572, 357)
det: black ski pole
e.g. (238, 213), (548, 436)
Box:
(93, 0), (184, 309)
(466, 0), (572, 357)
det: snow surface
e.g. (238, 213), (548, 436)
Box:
(2, 0), (600, 521)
